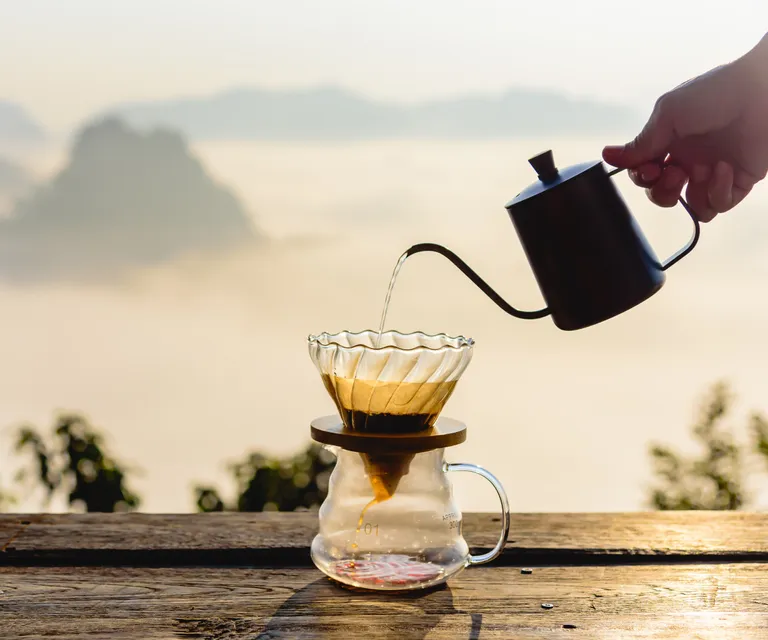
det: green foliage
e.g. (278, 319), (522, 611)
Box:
(648, 382), (756, 511)
(751, 412), (768, 465)
(0, 482), (16, 511)
(12, 380), (768, 515)
(14, 413), (140, 513)
(195, 486), (226, 513)
(195, 443), (336, 513)
(6, 411), (334, 514)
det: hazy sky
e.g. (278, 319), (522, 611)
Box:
(4, 1), (767, 131)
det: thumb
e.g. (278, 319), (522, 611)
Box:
(603, 100), (676, 168)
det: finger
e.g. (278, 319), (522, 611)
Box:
(729, 168), (757, 210)
(683, 180), (718, 222)
(603, 96), (676, 168)
(707, 163), (754, 214)
(603, 145), (627, 166)
(647, 165), (687, 208)
(690, 163), (712, 185)
(708, 161), (735, 212)
(629, 162), (663, 187)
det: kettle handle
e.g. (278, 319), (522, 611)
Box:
(405, 243), (550, 320)
(607, 166), (701, 271)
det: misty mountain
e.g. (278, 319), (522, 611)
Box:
(0, 118), (260, 282)
(109, 86), (640, 141)
(0, 157), (31, 192)
(0, 101), (46, 144)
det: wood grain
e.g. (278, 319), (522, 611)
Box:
(3, 513), (768, 638)
(3, 512), (768, 566)
(2, 564), (768, 639)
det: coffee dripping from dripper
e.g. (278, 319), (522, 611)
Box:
(400, 150), (702, 331)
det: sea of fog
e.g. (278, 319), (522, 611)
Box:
(2, 137), (768, 513)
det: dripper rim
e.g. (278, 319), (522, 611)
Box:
(307, 329), (474, 353)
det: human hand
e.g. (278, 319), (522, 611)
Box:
(602, 35), (768, 222)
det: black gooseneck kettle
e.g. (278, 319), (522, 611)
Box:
(407, 150), (701, 331)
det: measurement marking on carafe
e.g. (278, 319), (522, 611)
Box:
(443, 513), (462, 532)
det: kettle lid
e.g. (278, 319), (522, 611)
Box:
(505, 150), (602, 208)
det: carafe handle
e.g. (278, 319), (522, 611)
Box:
(607, 166), (701, 271)
(445, 462), (510, 565)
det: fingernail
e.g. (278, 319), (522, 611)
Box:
(602, 145), (625, 161)
(663, 171), (686, 190)
(637, 163), (661, 183)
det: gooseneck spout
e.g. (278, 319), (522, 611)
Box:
(404, 243), (550, 320)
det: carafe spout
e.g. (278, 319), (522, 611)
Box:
(404, 243), (550, 320)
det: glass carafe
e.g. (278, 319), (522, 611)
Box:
(311, 445), (510, 591)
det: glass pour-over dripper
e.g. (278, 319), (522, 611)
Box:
(307, 330), (474, 499)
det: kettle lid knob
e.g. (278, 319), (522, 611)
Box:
(528, 150), (559, 184)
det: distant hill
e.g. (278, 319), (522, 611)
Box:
(0, 118), (260, 282)
(0, 101), (46, 145)
(107, 86), (640, 141)
(0, 157), (31, 192)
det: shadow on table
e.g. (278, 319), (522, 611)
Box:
(256, 578), (482, 639)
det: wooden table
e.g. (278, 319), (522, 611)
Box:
(2, 512), (768, 638)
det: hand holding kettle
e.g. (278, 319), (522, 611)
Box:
(603, 32), (768, 222)
(402, 35), (768, 333)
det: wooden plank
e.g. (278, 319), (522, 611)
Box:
(2, 564), (768, 638)
(3, 512), (768, 566)
(0, 517), (30, 552)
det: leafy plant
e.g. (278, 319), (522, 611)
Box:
(0, 481), (16, 512)
(195, 443), (336, 512)
(14, 413), (140, 513)
(648, 382), (757, 510)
